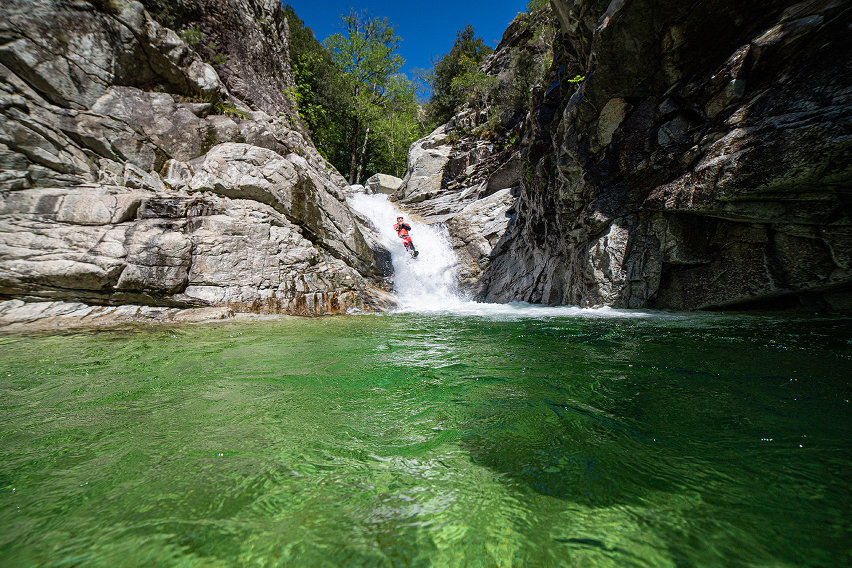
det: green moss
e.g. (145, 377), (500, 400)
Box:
(205, 41), (228, 66)
(212, 102), (249, 120)
(199, 126), (218, 156)
(179, 93), (215, 104)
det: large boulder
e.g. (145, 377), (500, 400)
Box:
(0, 0), (393, 320)
(399, 126), (453, 203)
(364, 173), (403, 195)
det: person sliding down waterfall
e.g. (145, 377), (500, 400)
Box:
(394, 216), (419, 258)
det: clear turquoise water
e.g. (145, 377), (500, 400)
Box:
(0, 312), (850, 567)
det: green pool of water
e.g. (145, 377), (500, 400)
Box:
(1, 312), (850, 566)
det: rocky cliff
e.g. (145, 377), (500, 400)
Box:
(406, 0), (851, 311)
(2, 0), (848, 327)
(0, 0), (393, 326)
(481, 0), (852, 310)
(397, 9), (556, 293)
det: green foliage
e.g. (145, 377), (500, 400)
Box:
(449, 55), (499, 110)
(423, 24), (493, 127)
(482, 9), (558, 138)
(363, 74), (423, 178)
(284, 6), (425, 183)
(138, 0), (189, 30)
(205, 40), (227, 66)
(180, 25), (204, 46)
(178, 93), (215, 104)
(284, 5), (357, 173)
(526, 0), (551, 13)
(177, 24), (226, 67)
(322, 11), (425, 183)
(213, 102), (249, 120)
(324, 13), (404, 99)
(420, 8), (557, 146)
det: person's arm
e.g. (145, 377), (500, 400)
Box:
(402, 223), (411, 231)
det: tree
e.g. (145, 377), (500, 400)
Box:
(324, 12), (405, 184)
(449, 54), (498, 111)
(423, 24), (493, 127)
(284, 7), (425, 183)
(283, 5), (355, 172)
(368, 74), (421, 178)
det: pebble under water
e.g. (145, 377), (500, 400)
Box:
(0, 311), (850, 566)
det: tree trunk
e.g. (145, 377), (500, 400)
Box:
(355, 125), (370, 185)
(348, 119), (359, 184)
(390, 113), (396, 177)
(348, 86), (360, 184)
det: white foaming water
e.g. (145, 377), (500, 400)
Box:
(348, 191), (660, 320)
(349, 192), (460, 310)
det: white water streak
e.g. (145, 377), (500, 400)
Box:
(348, 191), (656, 319)
(349, 192), (460, 310)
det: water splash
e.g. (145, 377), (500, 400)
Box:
(348, 191), (656, 319)
(349, 192), (460, 310)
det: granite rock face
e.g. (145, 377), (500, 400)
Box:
(396, 14), (548, 295)
(139, 0), (299, 119)
(0, 298), (235, 333)
(476, 0), (852, 310)
(364, 173), (403, 195)
(0, 0), (393, 319)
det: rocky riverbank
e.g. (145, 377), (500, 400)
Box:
(0, 0), (395, 327)
(1, 0), (849, 331)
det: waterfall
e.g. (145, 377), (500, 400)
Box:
(348, 190), (654, 319)
(348, 192), (463, 311)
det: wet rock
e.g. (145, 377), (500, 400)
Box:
(364, 173), (403, 195)
(0, 299), (236, 333)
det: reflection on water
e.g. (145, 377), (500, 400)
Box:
(0, 313), (850, 566)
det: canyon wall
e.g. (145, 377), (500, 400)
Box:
(404, 0), (850, 311)
(397, 9), (555, 293)
(2, 0), (849, 326)
(480, 0), (851, 310)
(0, 0), (393, 325)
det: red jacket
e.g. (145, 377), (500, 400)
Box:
(394, 222), (412, 243)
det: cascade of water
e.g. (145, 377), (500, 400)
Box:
(348, 192), (462, 310)
(348, 190), (655, 319)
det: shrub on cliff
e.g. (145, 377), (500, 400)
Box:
(421, 5), (556, 135)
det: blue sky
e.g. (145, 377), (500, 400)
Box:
(284, 1), (529, 79)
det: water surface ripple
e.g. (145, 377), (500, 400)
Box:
(1, 313), (850, 566)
